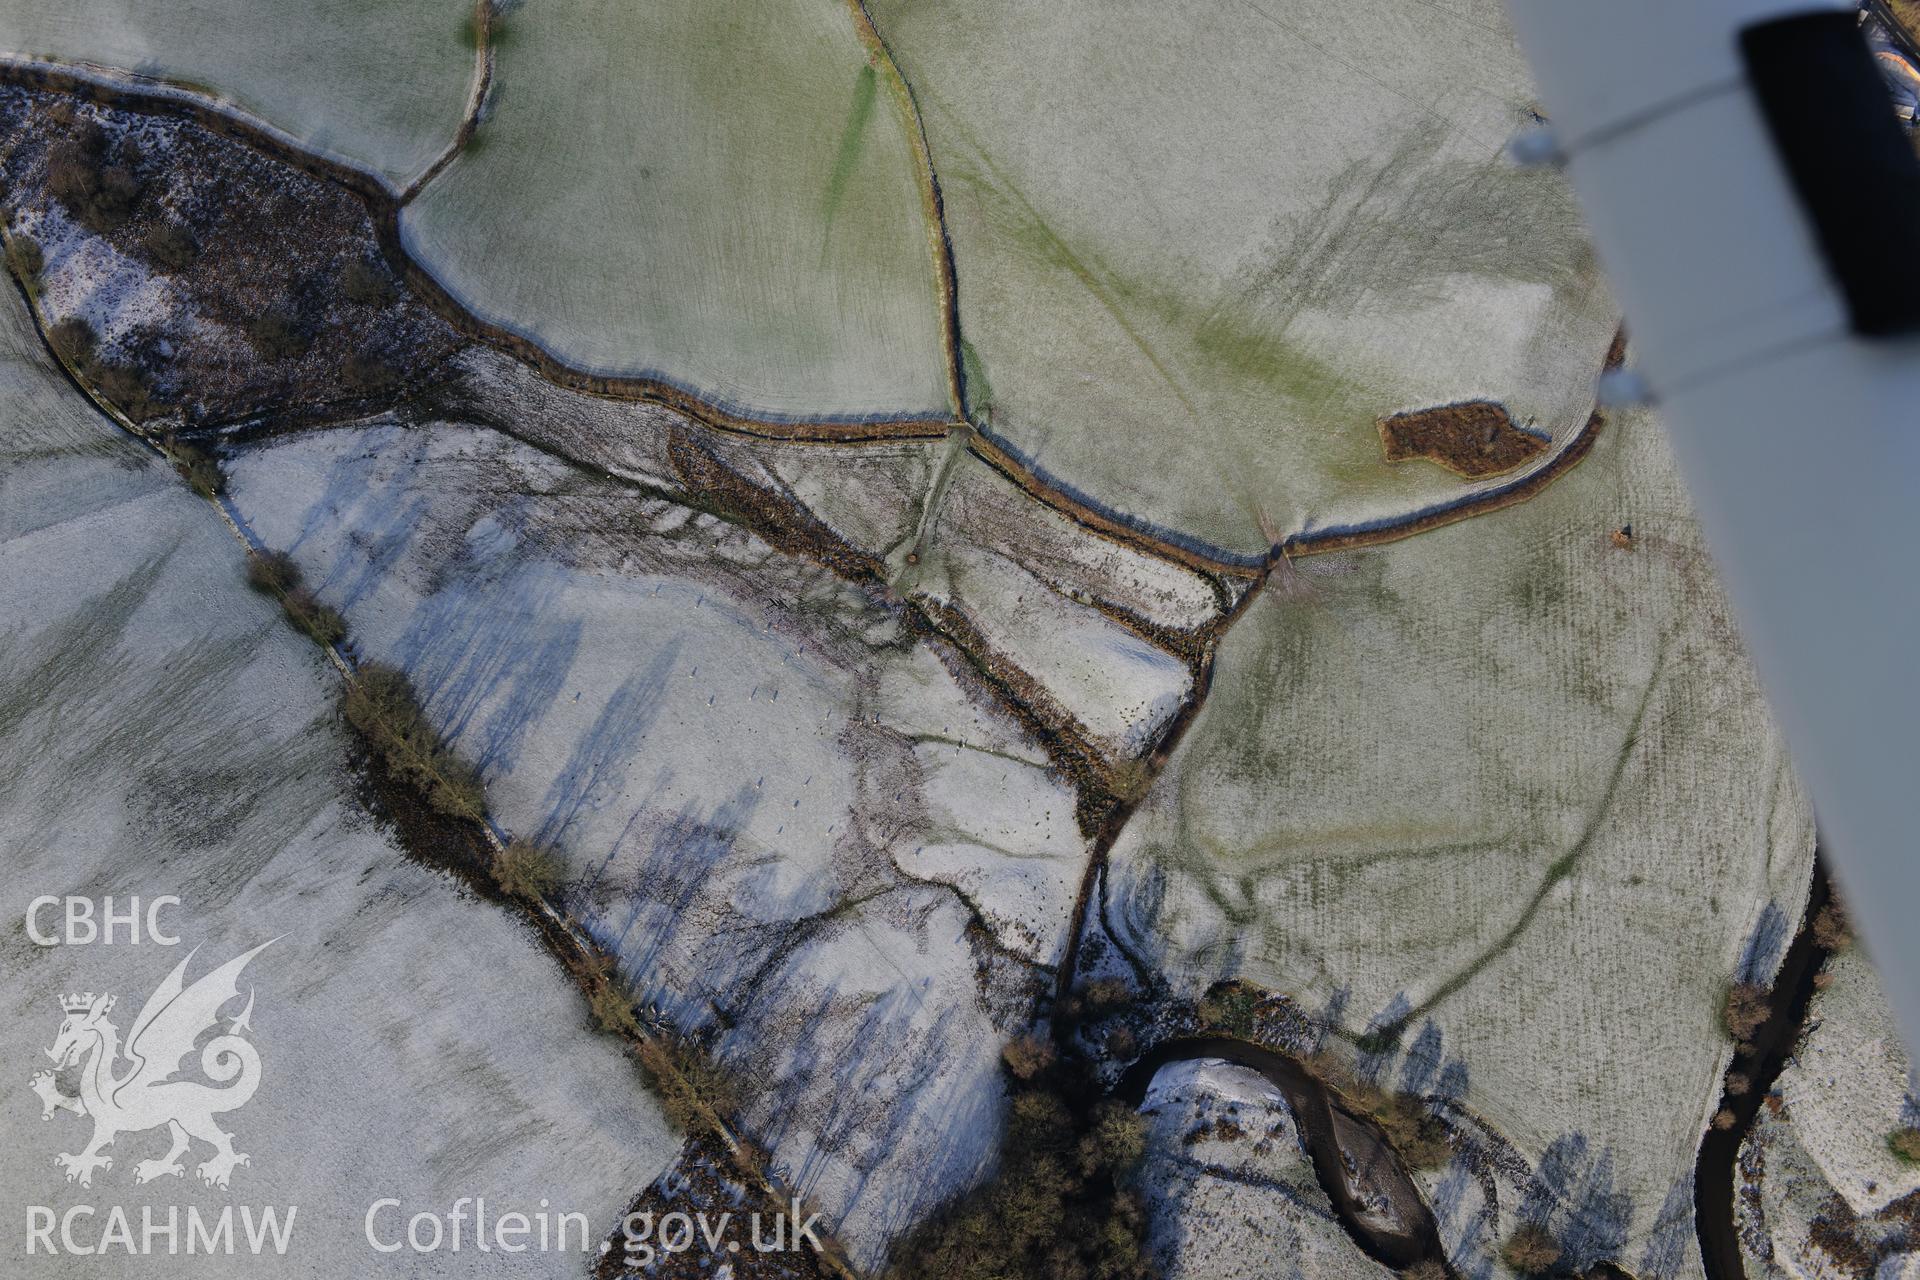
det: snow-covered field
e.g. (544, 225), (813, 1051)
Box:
(221, 419), (1093, 1265)
(1137, 1058), (1391, 1280)
(2, 8), (1900, 1273)
(0, 290), (678, 1275)
(444, 346), (1219, 769)
(908, 452), (1212, 761)
(1783, 951), (1920, 1217)
(1740, 949), (1920, 1280)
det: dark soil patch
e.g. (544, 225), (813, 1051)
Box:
(1378, 400), (1550, 479)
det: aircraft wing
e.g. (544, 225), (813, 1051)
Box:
(1506, 0), (1920, 1042)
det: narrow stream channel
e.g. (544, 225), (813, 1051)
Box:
(1695, 859), (1836, 1280)
(1111, 860), (1836, 1280)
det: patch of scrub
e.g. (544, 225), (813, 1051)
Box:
(0, 90), (462, 426)
(867, 0), (1617, 557)
(401, 0), (951, 421)
(0, 288), (677, 1277)
(1100, 406), (1815, 1272)
(0, 0), (475, 184)
(1379, 399), (1549, 479)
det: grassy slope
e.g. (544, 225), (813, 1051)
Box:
(1104, 405), (1815, 1267)
(869, 0), (1616, 557)
(0, 0), (473, 183)
(401, 0), (950, 420)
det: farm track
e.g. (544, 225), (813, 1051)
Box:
(396, 0), (496, 204)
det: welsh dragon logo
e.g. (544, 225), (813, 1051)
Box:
(29, 942), (272, 1190)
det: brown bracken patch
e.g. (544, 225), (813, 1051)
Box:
(1378, 400), (1550, 479)
(0, 87), (464, 428)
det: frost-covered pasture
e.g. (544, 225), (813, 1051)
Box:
(399, 0), (951, 421)
(905, 451), (1209, 762)
(1739, 950), (1920, 1280)
(1136, 1058), (1392, 1280)
(1780, 951), (1920, 1215)
(439, 346), (1220, 770)
(0, 5), (1878, 1272)
(0, 0), (474, 184)
(1100, 407), (1817, 1278)
(867, 0), (1618, 559)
